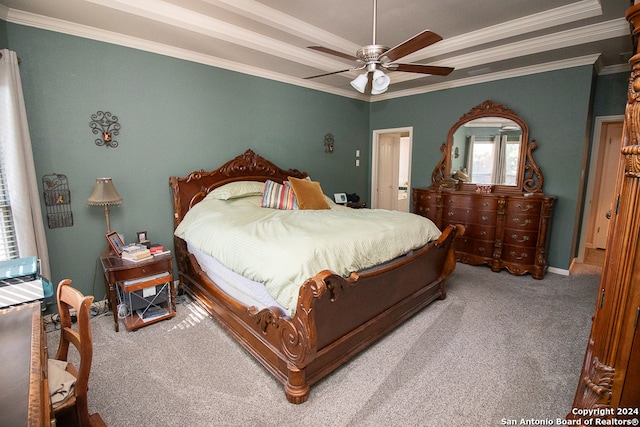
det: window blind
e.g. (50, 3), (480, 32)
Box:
(0, 149), (18, 260)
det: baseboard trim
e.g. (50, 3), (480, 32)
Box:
(548, 266), (570, 276)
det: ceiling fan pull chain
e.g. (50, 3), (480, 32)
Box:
(372, 0), (377, 45)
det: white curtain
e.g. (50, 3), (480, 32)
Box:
(0, 49), (51, 279)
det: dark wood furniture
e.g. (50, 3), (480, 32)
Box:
(169, 149), (463, 403)
(51, 279), (106, 426)
(414, 100), (554, 278)
(413, 188), (554, 279)
(568, 4), (640, 423)
(100, 252), (175, 332)
(0, 302), (51, 427)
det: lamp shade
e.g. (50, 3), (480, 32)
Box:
(350, 73), (368, 93)
(87, 178), (123, 206)
(371, 69), (390, 94)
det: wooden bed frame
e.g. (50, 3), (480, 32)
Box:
(169, 149), (463, 403)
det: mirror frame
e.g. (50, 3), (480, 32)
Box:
(431, 100), (544, 193)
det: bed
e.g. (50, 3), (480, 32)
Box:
(169, 149), (463, 403)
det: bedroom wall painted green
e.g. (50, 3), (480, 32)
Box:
(0, 20), (7, 48)
(369, 68), (597, 271)
(8, 24), (370, 299)
(4, 22), (628, 299)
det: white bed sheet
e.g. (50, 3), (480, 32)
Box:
(186, 241), (284, 313)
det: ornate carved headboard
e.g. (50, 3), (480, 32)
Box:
(169, 149), (308, 229)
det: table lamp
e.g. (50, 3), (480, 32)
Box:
(87, 177), (122, 233)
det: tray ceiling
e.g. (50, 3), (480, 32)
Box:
(0, 0), (633, 100)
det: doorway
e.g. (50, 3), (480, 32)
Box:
(371, 127), (412, 211)
(575, 116), (623, 265)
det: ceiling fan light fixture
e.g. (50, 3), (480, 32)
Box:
(350, 73), (368, 93)
(371, 69), (390, 94)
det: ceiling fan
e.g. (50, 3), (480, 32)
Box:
(304, 0), (454, 94)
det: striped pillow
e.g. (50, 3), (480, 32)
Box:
(261, 180), (298, 210)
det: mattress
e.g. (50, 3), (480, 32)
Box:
(175, 192), (442, 314)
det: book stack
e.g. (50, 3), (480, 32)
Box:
(149, 244), (170, 256)
(121, 244), (152, 262)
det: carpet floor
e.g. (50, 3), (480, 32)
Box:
(47, 263), (601, 426)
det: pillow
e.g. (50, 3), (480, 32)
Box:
(288, 177), (330, 210)
(261, 180), (298, 210)
(208, 181), (264, 200)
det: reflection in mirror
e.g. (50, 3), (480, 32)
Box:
(451, 117), (522, 186)
(432, 100), (544, 194)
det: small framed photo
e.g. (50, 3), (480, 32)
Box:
(136, 231), (148, 243)
(333, 193), (347, 204)
(106, 231), (124, 256)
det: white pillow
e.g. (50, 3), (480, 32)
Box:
(208, 181), (265, 200)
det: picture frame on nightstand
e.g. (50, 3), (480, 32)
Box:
(106, 231), (124, 256)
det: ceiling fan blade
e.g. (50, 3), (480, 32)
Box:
(382, 30), (443, 62)
(390, 63), (454, 76)
(307, 46), (358, 62)
(304, 69), (352, 79)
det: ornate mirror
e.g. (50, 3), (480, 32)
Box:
(432, 100), (544, 193)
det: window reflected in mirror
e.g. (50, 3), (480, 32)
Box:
(451, 117), (521, 186)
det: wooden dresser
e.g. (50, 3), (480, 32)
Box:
(413, 187), (554, 279)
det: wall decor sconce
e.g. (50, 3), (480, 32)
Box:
(42, 173), (73, 229)
(324, 133), (334, 153)
(90, 111), (120, 148)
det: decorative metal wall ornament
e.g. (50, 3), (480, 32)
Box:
(324, 133), (334, 153)
(90, 111), (120, 148)
(42, 173), (73, 228)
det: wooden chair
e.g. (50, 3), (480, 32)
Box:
(50, 279), (106, 427)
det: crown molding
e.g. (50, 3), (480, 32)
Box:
(2, 3), (627, 102)
(372, 54), (602, 102)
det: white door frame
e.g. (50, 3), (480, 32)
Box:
(575, 115), (623, 263)
(371, 127), (413, 209)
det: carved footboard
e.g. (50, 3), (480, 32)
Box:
(175, 223), (462, 403)
(170, 150), (463, 403)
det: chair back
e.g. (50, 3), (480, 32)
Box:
(53, 279), (96, 426)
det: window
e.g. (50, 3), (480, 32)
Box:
(0, 150), (18, 261)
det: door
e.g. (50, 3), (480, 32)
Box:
(372, 128), (412, 211)
(376, 133), (400, 210)
(592, 122), (623, 249)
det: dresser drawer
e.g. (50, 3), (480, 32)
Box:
(461, 224), (496, 240)
(456, 236), (494, 257)
(506, 199), (542, 215)
(445, 194), (498, 210)
(504, 229), (539, 246)
(501, 244), (537, 264)
(505, 213), (540, 230)
(444, 207), (497, 225)
(414, 190), (434, 203)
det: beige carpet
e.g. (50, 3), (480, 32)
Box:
(46, 263), (601, 426)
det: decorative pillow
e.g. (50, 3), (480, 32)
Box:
(208, 181), (264, 200)
(261, 180), (298, 210)
(288, 177), (330, 210)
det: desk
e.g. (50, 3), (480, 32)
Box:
(0, 302), (51, 426)
(100, 253), (174, 332)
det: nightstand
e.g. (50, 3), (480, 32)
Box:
(346, 202), (366, 209)
(100, 252), (175, 332)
